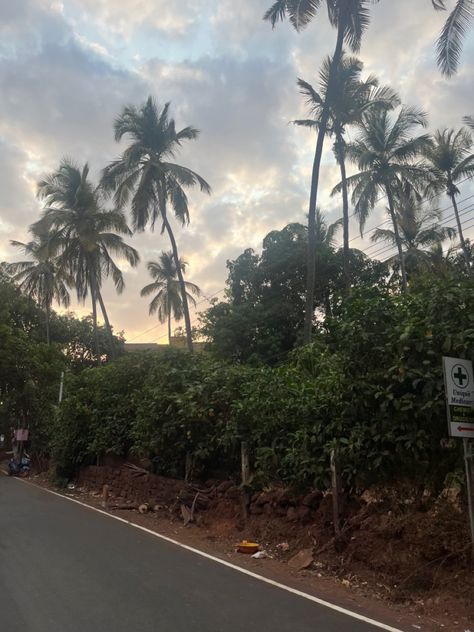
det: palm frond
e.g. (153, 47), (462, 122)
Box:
(437, 0), (474, 76)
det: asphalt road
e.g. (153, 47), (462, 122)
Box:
(0, 477), (399, 632)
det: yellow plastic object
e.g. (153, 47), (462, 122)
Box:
(237, 540), (260, 554)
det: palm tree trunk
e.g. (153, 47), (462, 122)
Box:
(386, 187), (408, 293)
(168, 311), (172, 345)
(335, 131), (351, 290)
(45, 302), (51, 345)
(303, 21), (346, 344)
(89, 272), (101, 363)
(95, 287), (116, 361)
(449, 187), (471, 273)
(162, 213), (194, 353)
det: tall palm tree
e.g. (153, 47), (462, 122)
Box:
(264, 0), (380, 343)
(371, 186), (456, 279)
(140, 251), (200, 343)
(101, 97), (211, 353)
(433, 0), (474, 76)
(34, 159), (139, 360)
(294, 53), (399, 288)
(6, 229), (70, 344)
(333, 106), (432, 292)
(423, 128), (474, 272)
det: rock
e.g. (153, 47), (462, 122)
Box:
(255, 490), (278, 506)
(276, 489), (294, 507)
(288, 549), (314, 571)
(297, 506), (311, 523)
(216, 481), (234, 495)
(360, 489), (379, 505)
(249, 503), (263, 515)
(302, 490), (323, 509)
(277, 542), (290, 552)
(225, 486), (241, 500)
(263, 503), (273, 516)
(286, 506), (298, 522)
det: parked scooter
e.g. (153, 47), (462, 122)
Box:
(7, 455), (30, 477)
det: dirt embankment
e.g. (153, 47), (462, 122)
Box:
(73, 464), (473, 629)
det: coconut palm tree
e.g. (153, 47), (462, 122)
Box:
(34, 159), (139, 360)
(464, 115), (474, 130)
(371, 186), (456, 280)
(423, 128), (474, 272)
(6, 229), (70, 344)
(333, 106), (432, 292)
(101, 97), (211, 353)
(294, 53), (399, 288)
(140, 251), (200, 344)
(264, 0), (380, 342)
(433, 0), (474, 76)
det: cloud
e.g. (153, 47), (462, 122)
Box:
(0, 0), (473, 341)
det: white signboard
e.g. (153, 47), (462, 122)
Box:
(443, 356), (474, 438)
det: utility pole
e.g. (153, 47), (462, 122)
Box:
(463, 439), (474, 560)
(58, 371), (65, 405)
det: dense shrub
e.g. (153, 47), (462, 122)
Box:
(51, 277), (472, 491)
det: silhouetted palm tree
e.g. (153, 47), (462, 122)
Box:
(141, 251), (200, 343)
(371, 186), (456, 279)
(101, 97), (211, 353)
(334, 106), (432, 292)
(424, 128), (474, 272)
(294, 53), (399, 288)
(7, 229), (70, 344)
(264, 0), (380, 342)
(34, 159), (139, 360)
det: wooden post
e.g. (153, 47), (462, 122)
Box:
(185, 452), (193, 482)
(241, 441), (250, 521)
(102, 484), (110, 509)
(463, 439), (474, 561)
(330, 448), (341, 537)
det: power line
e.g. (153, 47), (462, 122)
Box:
(361, 195), (474, 258)
(379, 211), (474, 263)
(345, 178), (474, 248)
(367, 204), (474, 261)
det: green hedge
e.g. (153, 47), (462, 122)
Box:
(52, 277), (472, 490)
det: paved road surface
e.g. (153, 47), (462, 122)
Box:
(0, 477), (399, 632)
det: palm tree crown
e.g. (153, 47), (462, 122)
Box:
(140, 251), (200, 343)
(264, 0), (379, 51)
(433, 0), (474, 76)
(423, 127), (474, 270)
(334, 106), (432, 291)
(7, 229), (70, 343)
(101, 97), (211, 232)
(34, 159), (139, 359)
(371, 186), (456, 278)
(101, 96), (210, 353)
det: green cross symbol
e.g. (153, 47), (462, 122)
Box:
(453, 365), (469, 388)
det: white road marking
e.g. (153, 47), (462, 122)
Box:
(14, 478), (405, 632)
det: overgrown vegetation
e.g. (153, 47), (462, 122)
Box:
(49, 274), (471, 492)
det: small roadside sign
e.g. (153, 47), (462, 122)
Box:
(443, 356), (474, 438)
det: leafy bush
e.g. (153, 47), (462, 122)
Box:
(49, 277), (471, 491)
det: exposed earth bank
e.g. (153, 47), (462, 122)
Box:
(64, 462), (474, 631)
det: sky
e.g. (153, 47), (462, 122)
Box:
(1, 0), (473, 343)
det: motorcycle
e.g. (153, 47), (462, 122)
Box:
(7, 455), (31, 477)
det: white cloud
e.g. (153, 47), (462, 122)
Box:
(0, 0), (473, 340)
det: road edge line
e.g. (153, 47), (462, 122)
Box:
(14, 478), (405, 632)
